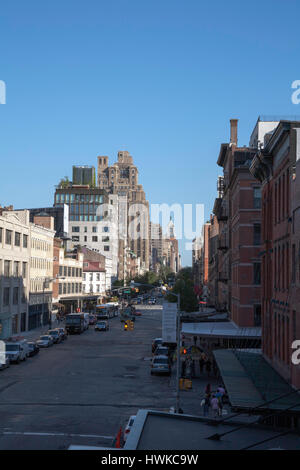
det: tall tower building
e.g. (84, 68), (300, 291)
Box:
(97, 151), (150, 275)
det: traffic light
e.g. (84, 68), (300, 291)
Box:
(180, 347), (187, 355)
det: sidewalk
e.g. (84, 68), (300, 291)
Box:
(9, 319), (64, 342)
(170, 361), (231, 418)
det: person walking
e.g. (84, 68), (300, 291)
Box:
(201, 394), (210, 417)
(211, 395), (219, 418)
(206, 359), (211, 377)
(199, 357), (205, 374)
(205, 383), (211, 395)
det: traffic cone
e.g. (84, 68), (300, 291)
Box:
(115, 427), (122, 448)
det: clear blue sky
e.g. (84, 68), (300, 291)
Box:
(1, 0), (300, 266)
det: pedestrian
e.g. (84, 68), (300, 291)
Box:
(210, 395), (219, 418)
(181, 360), (186, 378)
(201, 395), (210, 417)
(206, 359), (211, 377)
(205, 383), (211, 395)
(199, 357), (205, 374)
(213, 360), (218, 376)
(193, 335), (197, 346)
(191, 360), (195, 378)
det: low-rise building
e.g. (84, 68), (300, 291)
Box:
(0, 211), (30, 338)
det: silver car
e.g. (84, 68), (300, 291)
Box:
(36, 335), (53, 348)
(151, 355), (171, 376)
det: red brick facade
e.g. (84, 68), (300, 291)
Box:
(251, 121), (300, 388)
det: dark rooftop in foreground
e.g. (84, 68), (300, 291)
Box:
(124, 410), (300, 450)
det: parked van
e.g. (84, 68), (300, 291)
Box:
(5, 342), (28, 363)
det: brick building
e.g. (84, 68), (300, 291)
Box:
(250, 120), (300, 388)
(213, 119), (262, 326)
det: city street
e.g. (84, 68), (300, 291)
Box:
(0, 305), (176, 450)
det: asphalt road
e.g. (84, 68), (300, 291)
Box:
(0, 304), (176, 450)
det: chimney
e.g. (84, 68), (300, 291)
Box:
(230, 119), (238, 146)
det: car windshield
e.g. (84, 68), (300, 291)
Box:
(40, 336), (49, 340)
(98, 322), (106, 326)
(156, 348), (168, 354)
(6, 345), (20, 351)
(153, 358), (168, 365)
(49, 331), (57, 335)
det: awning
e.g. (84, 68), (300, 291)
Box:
(214, 349), (300, 413)
(181, 321), (261, 339)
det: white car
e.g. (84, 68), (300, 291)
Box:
(124, 415), (136, 442)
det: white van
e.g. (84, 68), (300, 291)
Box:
(5, 342), (28, 363)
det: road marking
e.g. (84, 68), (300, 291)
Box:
(0, 431), (114, 439)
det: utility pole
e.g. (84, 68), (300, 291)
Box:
(175, 293), (181, 413)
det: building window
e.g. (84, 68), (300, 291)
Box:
(253, 187), (261, 209)
(4, 260), (10, 277)
(104, 246), (110, 251)
(92, 236), (98, 242)
(23, 235), (28, 248)
(72, 236), (80, 242)
(3, 287), (10, 306)
(92, 226), (97, 233)
(254, 305), (261, 326)
(22, 262), (27, 278)
(253, 263), (261, 285)
(103, 226), (109, 233)
(14, 261), (20, 277)
(0, 227), (2, 243)
(253, 224), (261, 246)
(13, 287), (19, 305)
(59, 283), (62, 295)
(5, 230), (12, 245)
(72, 226), (80, 232)
(15, 232), (21, 246)
(102, 236), (109, 242)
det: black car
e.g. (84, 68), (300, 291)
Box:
(55, 327), (68, 340)
(27, 342), (40, 357)
(48, 329), (62, 343)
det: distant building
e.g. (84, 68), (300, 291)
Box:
(97, 151), (150, 273)
(72, 166), (96, 187)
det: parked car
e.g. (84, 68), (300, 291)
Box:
(5, 342), (28, 363)
(27, 342), (40, 357)
(151, 355), (171, 376)
(133, 310), (142, 316)
(36, 335), (53, 348)
(154, 346), (169, 358)
(152, 337), (163, 353)
(89, 315), (97, 325)
(55, 327), (67, 340)
(95, 321), (109, 331)
(124, 415), (136, 442)
(48, 329), (62, 344)
(0, 356), (10, 370)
